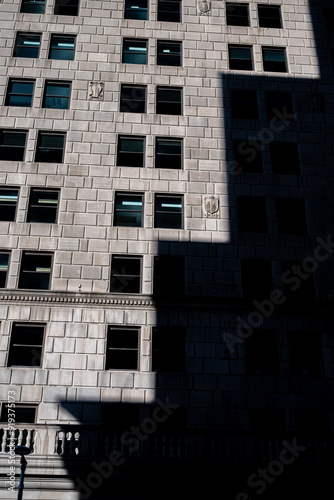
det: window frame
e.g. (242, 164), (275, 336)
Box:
(157, 40), (182, 66)
(262, 46), (287, 73)
(7, 323), (45, 368)
(116, 135), (145, 167)
(155, 137), (183, 169)
(120, 84), (147, 113)
(35, 131), (66, 163)
(106, 326), (140, 371)
(49, 35), (76, 61)
(18, 251), (53, 290)
(14, 33), (41, 58)
(258, 4), (282, 29)
(0, 403), (38, 423)
(0, 130), (28, 162)
(231, 90), (259, 119)
(122, 39), (148, 65)
(153, 255), (185, 296)
(228, 44), (253, 71)
(0, 251), (10, 288)
(152, 326), (185, 372)
(20, 0), (46, 13)
(42, 80), (71, 110)
(237, 196), (268, 233)
(157, 0), (182, 22)
(0, 187), (19, 221)
(265, 91), (294, 121)
(5, 79), (35, 108)
(27, 188), (60, 224)
(270, 142), (300, 175)
(110, 255), (142, 294)
(275, 198), (308, 235)
(124, 0), (148, 20)
(54, 0), (80, 16)
(113, 192), (144, 228)
(156, 86), (183, 115)
(154, 194), (183, 229)
(226, 2), (249, 27)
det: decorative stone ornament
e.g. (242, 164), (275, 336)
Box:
(88, 81), (104, 100)
(198, 0), (211, 15)
(204, 196), (219, 218)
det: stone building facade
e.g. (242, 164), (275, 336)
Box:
(0, 0), (334, 498)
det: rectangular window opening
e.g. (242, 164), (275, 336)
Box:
(106, 327), (139, 370)
(7, 323), (45, 367)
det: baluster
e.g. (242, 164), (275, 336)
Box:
(1, 429), (7, 452)
(74, 431), (80, 456)
(26, 429), (32, 450)
(16, 429), (23, 447)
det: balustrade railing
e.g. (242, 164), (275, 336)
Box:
(1, 425), (333, 464)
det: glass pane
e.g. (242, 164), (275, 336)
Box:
(8, 346), (42, 366)
(39, 134), (65, 148)
(107, 349), (138, 369)
(158, 88), (181, 102)
(156, 197), (182, 211)
(0, 254), (9, 270)
(157, 139), (181, 155)
(263, 49), (285, 62)
(10, 81), (34, 94)
(44, 96), (69, 109)
(21, 0), (46, 13)
(0, 189), (19, 203)
(23, 254), (52, 272)
(1, 132), (26, 147)
(45, 83), (70, 96)
(50, 37), (75, 60)
(125, 0), (148, 20)
(112, 258), (140, 276)
(109, 329), (138, 349)
(119, 138), (144, 153)
(230, 47), (252, 59)
(12, 326), (44, 345)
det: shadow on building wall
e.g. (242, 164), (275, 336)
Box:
(59, 0), (334, 498)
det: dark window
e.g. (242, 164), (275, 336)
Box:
(122, 39), (147, 64)
(106, 327), (139, 370)
(18, 252), (52, 290)
(0, 130), (27, 161)
(276, 198), (308, 234)
(21, 0), (46, 13)
(233, 139), (263, 173)
(288, 332), (323, 377)
(231, 90), (258, 119)
(0, 404), (37, 423)
(226, 2), (249, 26)
(54, 0), (79, 15)
(14, 33), (41, 58)
(49, 35), (76, 60)
(324, 8), (334, 33)
(266, 91), (294, 121)
(158, 0), (181, 22)
(35, 132), (66, 163)
(124, 0), (148, 20)
(157, 41), (182, 66)
(281, 260), (316, 304)
(114, 192), (143, 227)
(237, 196), (268, 232)
(117, 135), (145, 167)
(262, 47), (287, 72)
(110, 256), (141, 294)
(43, 81), (71, 109)
(295, 411), (331, 436)
(7, 323), (45, 367)
(27, 188), (60, 223)
(153, 256), (185, 296)
(241, 259), (273, 300)
(270, 142), (300, 174)
(0, 188), (19, 221)
(152, 327), (185, 371)
(249, 409), (285, 436)
(229, 45), (253, 70)
(258, 5), (282, 29)
(155, 137), (182, 169)
(120, 85), (146, 113)
(156, 87), (182, 115)
(246, 331), (280, 375)
(155, 194), (183, 229)
(5, 79), (35, 107)
(0, 252), (10, 288)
